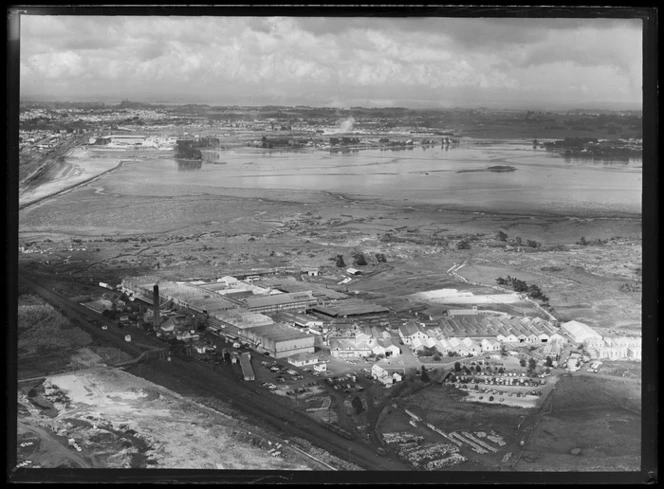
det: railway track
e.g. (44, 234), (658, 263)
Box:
(18, 274), (408, 471)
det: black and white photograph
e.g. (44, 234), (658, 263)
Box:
(8, 6), (657, 484)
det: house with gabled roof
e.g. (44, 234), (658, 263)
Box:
(411, 336), (427, 352)
(461, 337), (481, 355)
(378, 337), (401, 357)
(504, 333), (519, 344)
(399, 321), (428, 345)
(436, 338), (453, 355)
(354, 326), (373, 344)
(370, 326), (391, 340)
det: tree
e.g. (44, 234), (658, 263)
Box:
(497, 231), (508, 242)
(528, 284), (544, 299)
(457, 239), (471, 250)
(545, 356), (553, 367)
(496, 277), (508, 286)
(454, 362), (462, 372)
(527, 239), (541, 249)
(352, 252), (368, 266)
(475, 365), (482, 373)
(577, 236), (589, 246)
(351, 395), (364, 414)
(498, 367), (505, 374)
(333, 254), (345, 267)
(515, 236), (523, 246)
(489, 396), (494, 402)
(528, 358), (537, 371)
(420, 366), (430, 383)
(519, 358), (527, 367)
(512, 278), (529, 293)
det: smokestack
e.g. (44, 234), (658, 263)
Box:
(153, 285), (160, 328)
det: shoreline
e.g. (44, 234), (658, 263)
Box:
(18, 159), (130, 212)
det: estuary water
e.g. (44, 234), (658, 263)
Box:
(105, 140), (642, 217)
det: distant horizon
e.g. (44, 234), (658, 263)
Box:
(19, 96), (643, 113)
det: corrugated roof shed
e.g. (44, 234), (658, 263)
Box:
(243, 291), (315, 308)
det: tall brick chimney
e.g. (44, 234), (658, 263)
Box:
(153, 284), (160, 329)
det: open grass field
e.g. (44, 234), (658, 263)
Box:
(514, 374), (641, 471)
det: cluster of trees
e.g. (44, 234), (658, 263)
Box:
(496, 231), (541, 248)
(329, 136), (360, 146)
(576, 236), (609, 246)
(175, 137), (219, 159)
(261, 136), (291, 148)
(453, 362), (508, 375)
(496, 276), (549, 304)
(330, 251), (375, 267)
(457, 239), (471, 250)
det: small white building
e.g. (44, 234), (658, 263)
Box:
(288, 352), (321, 367)
(371, 364), (404, 386)
(538, 333), (550, 343)
(548, 332), (567, 343)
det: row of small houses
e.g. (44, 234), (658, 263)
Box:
(436, 314), (558, 339)
(321, 319), (568, 361)
(398, 321), (566, 356)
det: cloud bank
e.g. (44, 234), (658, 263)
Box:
(19, 15), (643, 109)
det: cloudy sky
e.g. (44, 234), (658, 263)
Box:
(19, 15), (643, 109)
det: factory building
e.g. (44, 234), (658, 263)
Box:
(121, 278), (238, 316)
(213, 310), (274, 330)
(240, 323), (315, 358)
(309, 300), (389, 319)
(106, 134), (147, 146)
(242, 291), (317, 314)
(561, 320), (603, 344)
